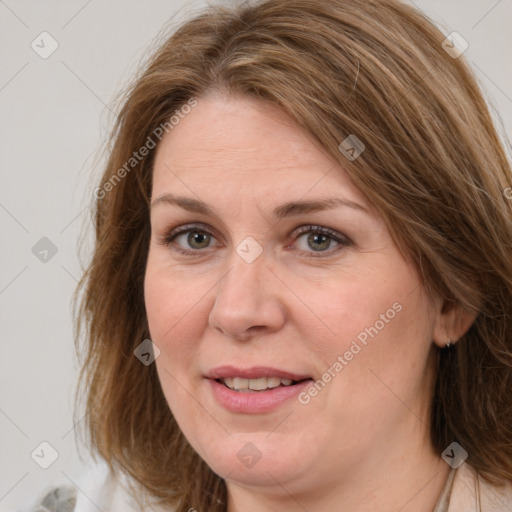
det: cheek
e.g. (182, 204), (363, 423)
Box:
(301, 261), (433, 387)
(144, 262), (208, 424)
(326, 284), (434, 424)
(144, 258), (204, 362)
(285, 262), (412, 355)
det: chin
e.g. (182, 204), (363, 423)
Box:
(191, 432), (314, 488)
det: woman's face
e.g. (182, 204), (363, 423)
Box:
(145, 93), (440, 497)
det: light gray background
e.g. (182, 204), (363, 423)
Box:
(1, 1), (511, 510)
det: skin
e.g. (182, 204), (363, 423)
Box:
(144, 92), (474, 512)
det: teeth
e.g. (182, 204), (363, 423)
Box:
(221, 376), (296, 392)
(232, 377), (248, 389)
(223, 377), (234, 388)
(250, 377), (277, 390)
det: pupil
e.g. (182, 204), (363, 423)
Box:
(189, 232), (209, 248)
(309, 233), (330, 251)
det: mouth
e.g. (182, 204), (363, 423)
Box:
(215, 376), (311, 392)
(205, 365), (314, 413)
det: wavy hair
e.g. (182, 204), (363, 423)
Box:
(74, 0), (512, 510)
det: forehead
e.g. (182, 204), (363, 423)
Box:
(152, 94), (371, 212)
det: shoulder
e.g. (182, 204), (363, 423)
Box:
(25, 463), (173, 512)
(448, 462), (512, 511)
(24, 485), (77, 512)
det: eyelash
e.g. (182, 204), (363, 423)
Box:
(159, 223), (351, 258)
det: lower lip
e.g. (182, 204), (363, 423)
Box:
(207, 378), (313, 414)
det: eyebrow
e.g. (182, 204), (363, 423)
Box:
(150, 193), (368, 218)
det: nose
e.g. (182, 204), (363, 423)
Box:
(208, 249), (286, 341)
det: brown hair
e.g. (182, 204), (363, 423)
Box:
(74, 0), (512, 510)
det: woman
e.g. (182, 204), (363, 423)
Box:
(28, 0), (512, 510)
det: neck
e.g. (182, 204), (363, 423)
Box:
(226, 432), (451, 512)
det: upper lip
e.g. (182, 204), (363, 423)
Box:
(206, 365), (312, 381)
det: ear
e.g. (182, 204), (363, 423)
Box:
(432, 300), (478, 348)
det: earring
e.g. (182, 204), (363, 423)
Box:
(446, 338), (452, 348)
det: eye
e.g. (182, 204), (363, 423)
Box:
(162, 223), (218, 254)
(159, 223), (351, 258)
(292, 225), (350, 257)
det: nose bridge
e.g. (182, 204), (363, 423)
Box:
(217, 244), (266, 310)
(209, 241), (284, 337)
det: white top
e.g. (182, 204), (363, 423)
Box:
(73, 463), (171, 512)
(21, 460), (512, 511)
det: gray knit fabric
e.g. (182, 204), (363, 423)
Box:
(25, 486), (77, 512)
